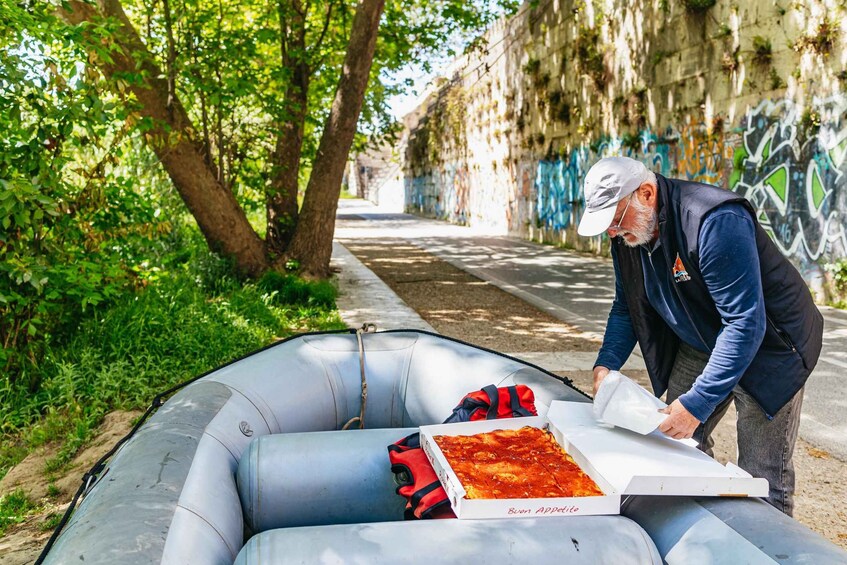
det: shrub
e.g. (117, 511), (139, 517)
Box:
(825, 259), (847, 308)
(1, 267), (345, 477)
(752, 36), (773, 66)
(0, 9), (168, 387)
(257, 271), (337, 307)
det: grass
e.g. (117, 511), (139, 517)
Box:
(0, 489), (37, 536)
(0, 486), (65, 536)
(0, 239), (346, 482)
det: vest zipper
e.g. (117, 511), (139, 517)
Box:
(766, 314), (797, 352)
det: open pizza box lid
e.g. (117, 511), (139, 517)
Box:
(546, 401), (769, 497)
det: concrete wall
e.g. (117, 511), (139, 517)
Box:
(346, 146), (404, 211)
(402, 0), (847, 297)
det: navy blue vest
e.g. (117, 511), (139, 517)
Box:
(614, 174), (823, 417)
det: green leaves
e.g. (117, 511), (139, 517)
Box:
(1, 5), (169, 384)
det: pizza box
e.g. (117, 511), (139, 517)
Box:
(419, 416), (621, 519)
(546, 401), (769, 497)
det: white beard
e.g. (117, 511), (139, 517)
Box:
(617, 198), (658, 247)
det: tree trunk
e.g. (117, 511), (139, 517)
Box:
(266, 0), (309, 255)
(266, 68), (309, 255)
(60, 0), (268, 277)
(286, 0), (386, 278)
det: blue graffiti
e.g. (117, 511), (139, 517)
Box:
(534, 133), (675, 233)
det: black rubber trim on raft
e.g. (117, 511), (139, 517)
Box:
(377, 328), (593, 400)
(36, 326), (590, 563)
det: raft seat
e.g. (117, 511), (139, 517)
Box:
(236, 428), (415, 533)
(234, 427), (663, 564)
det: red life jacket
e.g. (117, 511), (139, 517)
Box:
(446, 383), (536, 423)
(387, 384), (536, 520)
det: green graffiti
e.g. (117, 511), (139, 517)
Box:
(810, 164), (827, 209)
(761, 137), (772, 161)
(729, 145), (749, 188)
(829, 137), (847, 168)
(762, 166), (788, 205)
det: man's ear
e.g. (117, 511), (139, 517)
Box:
(638, 181), (658, 207)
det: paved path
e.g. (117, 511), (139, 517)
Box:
(333, 200), (847, 461)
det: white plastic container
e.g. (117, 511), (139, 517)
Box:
(592, 371), (667, 435)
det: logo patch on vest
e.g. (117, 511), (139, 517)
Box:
(673, 254), (691, 283)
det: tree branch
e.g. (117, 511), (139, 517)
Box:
(277, 0), (289, 66)
(161, 0), (177, 114)
(312, 0), (334, 54)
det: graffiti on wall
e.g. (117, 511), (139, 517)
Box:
(675, 120), (734, 186)
(406, 96), (847, 276)
(405, 165), (471, 225)
(730, 97), (847, 267)
(535, 151), (585, 231)
(530, 100), (847, 268)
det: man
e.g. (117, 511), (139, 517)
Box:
(578, 156), (823, 515)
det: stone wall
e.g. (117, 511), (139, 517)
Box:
(401, 0), (847, 297)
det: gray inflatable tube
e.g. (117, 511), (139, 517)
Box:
(39, 330), (846, 564)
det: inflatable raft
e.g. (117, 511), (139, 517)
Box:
(38, 330), (847, 564)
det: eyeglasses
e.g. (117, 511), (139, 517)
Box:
(608, 194), (633, 233)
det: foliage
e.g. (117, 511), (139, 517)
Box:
(0, 4), (170, 387)
(574, 24), (606, 90)
(768, 68), (787, 90)
(650, 50), (673, 67)
(800, 109), (822, 136)
(109, 0), (519, 211)
(0, 236), (345, 477)
(547, 90), (571, 124)
(825, 259), (847, 308)
(712, 24), (732, 40)
(257, 271), (337, 308)
(793, 19), (838, 55)
(1, 0), (518, 483)
(721, 47), (740, 75)
(751, 36), (772, 66)
(523, 58), (541, 76)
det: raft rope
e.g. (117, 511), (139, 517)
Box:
(342, 323), (375, 430)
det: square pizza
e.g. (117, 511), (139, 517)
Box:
(433, 426), (603, 499)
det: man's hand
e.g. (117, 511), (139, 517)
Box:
(593, 366), (610, 396)
(657, 399), (701, 440)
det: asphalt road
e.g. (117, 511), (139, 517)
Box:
(335, 200), (847, 461)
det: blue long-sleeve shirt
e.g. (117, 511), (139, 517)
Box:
(595, 203), (767, 422)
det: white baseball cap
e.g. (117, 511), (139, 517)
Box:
(578, 157), (652, 236)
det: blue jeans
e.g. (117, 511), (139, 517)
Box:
(665, 342), (804, 516)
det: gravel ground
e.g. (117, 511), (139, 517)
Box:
(343, 238), (847, 550)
